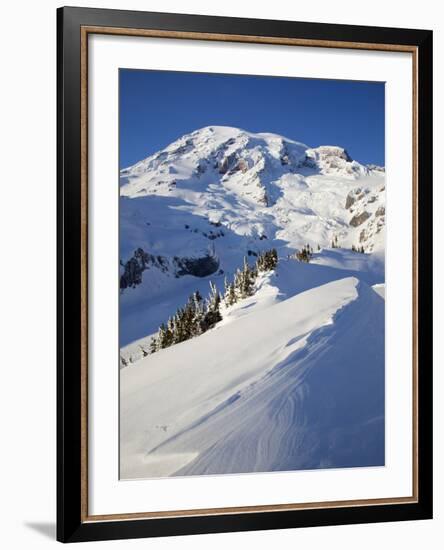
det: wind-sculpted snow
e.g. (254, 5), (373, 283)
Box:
(120, 249), (383, 361)
(120, 276), (385, 479)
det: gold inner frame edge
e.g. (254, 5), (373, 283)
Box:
(79, 25), (419, 523)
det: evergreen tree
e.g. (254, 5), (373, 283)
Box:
(296, 245), (312, 263)
(157, 323), (173, 349)
(201, 281), (222, 331)
(167, 316), (175, 340)
(234, 267), (244, 297)
(223, 277), (230, 299)
(256, 248), (278, 273)
(239, 257), (254, 298)
(256, 252), (265, 272)
(149, 335), (158, 354)
(182, 293), (204, 340)
(269, 248), (278, 269)
(171, 309), (186, 344)
(224, 279), (237, 307)
(190, 291), (204, 335)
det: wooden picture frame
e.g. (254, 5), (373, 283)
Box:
(57, 6), (433, 543)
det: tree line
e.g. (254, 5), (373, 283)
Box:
(149, 249), (278, 354)
(294, 244), (314, 263)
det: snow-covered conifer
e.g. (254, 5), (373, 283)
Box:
(201, 281), (222, 331)
(149, 336), (158, 354)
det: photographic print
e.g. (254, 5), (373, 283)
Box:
(58, 10), (432, 540)
(119, 69), (386, 480)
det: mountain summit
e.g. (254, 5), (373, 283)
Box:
(121, 126), (379, 204)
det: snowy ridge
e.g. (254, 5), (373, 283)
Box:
(120, 275), (384, 479)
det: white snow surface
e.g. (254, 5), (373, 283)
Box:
(119, 126), (385, 347)
(120, 273), (385, 479)
(119, 126), (385, 478)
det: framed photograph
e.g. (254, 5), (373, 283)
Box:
(57, 6), (433, 543)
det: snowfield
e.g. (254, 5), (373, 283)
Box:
(119, 126), (385, 479)
(121, 264), (385, 479)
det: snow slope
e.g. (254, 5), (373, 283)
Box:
(119, 126), (385, 348)
(120, 248), (384, 365)
(120, 274), (385, 479)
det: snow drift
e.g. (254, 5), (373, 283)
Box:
(120, 275), (384, 479)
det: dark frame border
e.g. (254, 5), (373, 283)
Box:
(57, 6), (433, 543)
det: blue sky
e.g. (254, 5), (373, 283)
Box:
(120, 69), (385, 169)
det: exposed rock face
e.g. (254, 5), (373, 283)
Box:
(175, 254), (219, 278)
(359, 214), (385, 245)
(345, 195), (355, 209)
(340, 183), (385, 252)
(120, 257), (144, 289)
(345, 188), (362, 209)
(375, 206), (385, 217)
(300, 154), (317, 169)
(120, 248), (168, 290)
(279, 143), (291, 166)
(303, 146), (370, 179)
(218, 153), (250, 177)
(350, 211), (371, 227)
(120, 248), (219, 290)
(218, 152), (237, 174)
(367, 164), (385, 173)
(236, 159), (249, 173)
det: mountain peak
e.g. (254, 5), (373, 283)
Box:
(120, 126), (381, 215)
(187, 126), (309, 149)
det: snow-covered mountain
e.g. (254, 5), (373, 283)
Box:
(119, 126), (385, 347)
(119, 126), (386, 479)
